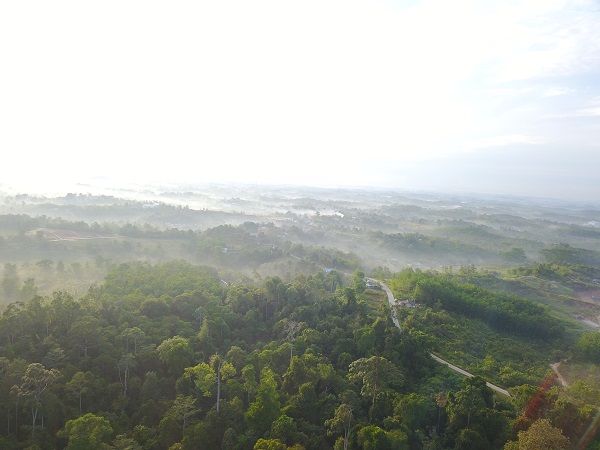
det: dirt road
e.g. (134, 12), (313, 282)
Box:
(371, 278), (511, 397)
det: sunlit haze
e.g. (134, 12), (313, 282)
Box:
(2, 3), (600, 446)
(1, 0), (599, 200)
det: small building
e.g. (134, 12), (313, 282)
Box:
(365, 279), (380, 290)
(396, 299), (418, 308)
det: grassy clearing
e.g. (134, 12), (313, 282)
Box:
(397, 306), (563, 388)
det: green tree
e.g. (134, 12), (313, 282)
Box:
(226, 345), (247, 371)
(356, 425), (390, 450)
(395, 393), (432, 431)
(446, 377), (491, 428)
(282, 320), (303, 365)
(576, 332), (600, 363)
(17, 362), (60, 438)
(254, 438), (287, 450)
(246, 368), (281, 435)
(454, 428), (487, 450)
(167, 395), (198, 434)
(326, 403), (353, 450)
(211, 354), (236, 414)
(117, 353), (136, 397)
(157, 336), (193, 375)
(503, 418), (569, 450)
(61, 413), (113, 450)
(121, 327), (146, 355)
(184, 362), (215, 398)
(69, 316), (101, 358)
(112, 434), (143, 450)
(348, 356), (403, 417)
(185, 354), (236, 413)
(352, 271), (366, 294)
(66, 371), (95, 414)
(242, 364), (258, 403)
(270, 414), (298, 445)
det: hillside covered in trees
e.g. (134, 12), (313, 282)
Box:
(1, 262), (599, 449)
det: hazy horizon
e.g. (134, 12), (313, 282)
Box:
(2, 177), (599, 210)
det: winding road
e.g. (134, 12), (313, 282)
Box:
(550, 361), (568, 388)
(371, 278), (512, 397)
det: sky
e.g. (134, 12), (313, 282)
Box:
(0, 0), (599, 200)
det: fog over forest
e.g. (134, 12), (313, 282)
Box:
(1, 0), (600, 449)
(1, 182), (600, 449)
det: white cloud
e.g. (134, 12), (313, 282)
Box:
(576, 96), (600, 116)
(468, 134), (546, 149)
(578, 107), (600, 116)
(542, 87), (573, 97)
(0, 0), (598, 193)
(544, 96), (600, 118)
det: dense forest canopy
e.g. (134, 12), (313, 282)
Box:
(0, 190), (599, 449)
(1, 261), (599, 449)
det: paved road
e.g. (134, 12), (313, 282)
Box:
(550, 361), (568, 387)
(373, 278), (401, 329)
(371, 278), (511, 397)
